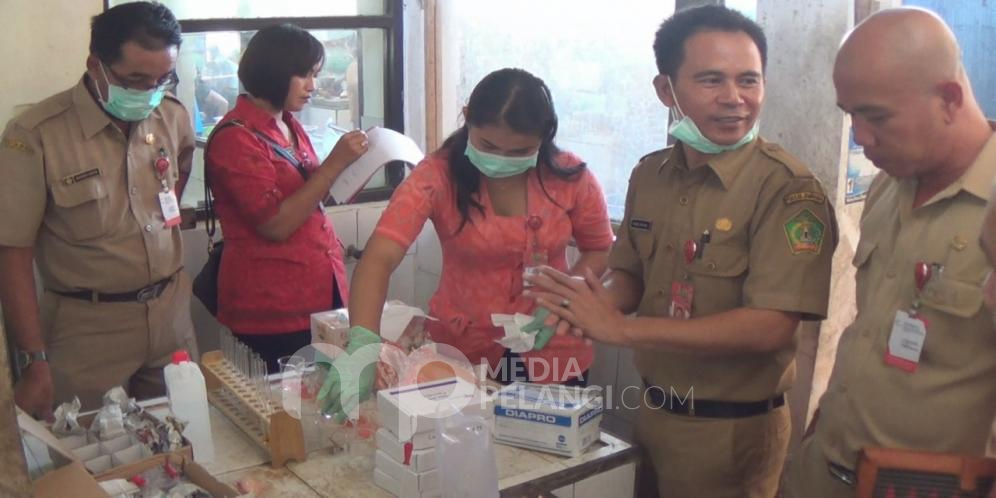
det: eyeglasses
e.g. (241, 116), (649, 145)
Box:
(102, 62), (179, 91)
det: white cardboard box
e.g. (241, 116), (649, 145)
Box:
(373, 468), (442, 498)
(377, 377), (492, 441)
(493, 382), (603, 458)
(375, 449), (441, 494)
(376, 428), (438, 473)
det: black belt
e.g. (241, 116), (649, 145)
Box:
(54, 275), (174, 303)
(643, 380), (785, 418)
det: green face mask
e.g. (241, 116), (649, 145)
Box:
(666, 76), (758, 154)
(97, 62), (167, 122)
(464, 140), (538, 178)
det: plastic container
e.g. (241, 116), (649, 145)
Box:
(164, 350), (215, 463)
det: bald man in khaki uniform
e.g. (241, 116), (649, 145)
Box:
(783, 8), (996, 498)
(525, 6), (835, 497)
(0, 3), (197, 416)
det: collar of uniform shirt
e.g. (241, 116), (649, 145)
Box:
(74, 75), (116, 139)
(918, 123), (996, 207)
(657, 137), (760, 190)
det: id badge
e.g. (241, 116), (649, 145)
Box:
(159, 190), (182, 227)
(884, 310), (928, 373)
(523, 252), (548, 287)
(669, 281), (694, 319)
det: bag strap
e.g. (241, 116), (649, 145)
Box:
(202, 120), (246, 249)
(202, 120), (312, 250)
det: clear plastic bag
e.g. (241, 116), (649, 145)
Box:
(435, 403), (499, 498)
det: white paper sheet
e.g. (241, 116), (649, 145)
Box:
(492, 313), (538, 353)
(329, 127), (424, 204)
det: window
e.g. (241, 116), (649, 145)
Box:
(903, 0), (996, 117)
(435, 1), (675, 220)
(105, 0), (405, 209)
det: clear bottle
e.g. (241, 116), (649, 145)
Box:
(163, 350), (215, 463)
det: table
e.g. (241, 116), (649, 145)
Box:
(147, 401), (638, 498)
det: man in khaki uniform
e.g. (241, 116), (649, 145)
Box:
(526, 6), (835, 498)
(783, 8), (996, 498)
(0, 2), (197, 416)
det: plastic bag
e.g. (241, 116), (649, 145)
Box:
(435, 403), (499, 498)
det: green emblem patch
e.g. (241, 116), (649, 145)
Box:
(783, 208), (825, 255)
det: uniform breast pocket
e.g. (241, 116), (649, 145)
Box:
(687, 244), (749, 311)
(50, 178), (109, 241)
(631, 228), (657, 261)
(920, 274), (984, 319)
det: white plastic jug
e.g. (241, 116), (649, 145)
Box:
(163, 350), (215, 462)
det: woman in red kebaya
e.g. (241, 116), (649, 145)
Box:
(206, 24), (367, 371)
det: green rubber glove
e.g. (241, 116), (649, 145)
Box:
(521, 307), (556, 351)
(317, 325), (382, 422)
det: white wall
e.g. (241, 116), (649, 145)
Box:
(0, 0), (102, 126)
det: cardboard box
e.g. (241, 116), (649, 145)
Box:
(375, 427), (437, 473)
(375, 449), (440, 495)
(97, 452), (238, 497)
(377, 377), (492, 441)
(73, 408), (193, 480)
(19, 410), (110, 498)
(493, 382), (603, 458)
(373, 468), (442, 498)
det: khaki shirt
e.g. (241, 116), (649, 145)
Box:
(609, 138), (836, 401)
(0, 77), (194, 292)
(816, 127), (996, 467)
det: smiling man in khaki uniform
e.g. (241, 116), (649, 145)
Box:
(783, 8), (996, 498)
(526, 6), (835, 498)
(0, 2), (197, 416)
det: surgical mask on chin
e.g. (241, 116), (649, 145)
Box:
(96, 63), (167, 122)
(464, 140), (538, 178)
(665, 76), (758, 155)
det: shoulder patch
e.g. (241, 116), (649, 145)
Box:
(2, 138), (35, 155)
(759, 141), (814, 179)
(783, 191), (826, 205)
(783, 208), (826, 255)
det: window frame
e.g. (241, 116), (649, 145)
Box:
(102, 0), (407, 212)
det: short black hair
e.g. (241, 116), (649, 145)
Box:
(239, 24), (325, 109)
(653, 5), (767, 77)
(90, 2), (182, 64)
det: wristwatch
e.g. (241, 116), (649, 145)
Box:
(15, 349), (48, 373)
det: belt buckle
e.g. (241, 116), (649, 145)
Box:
(136, 285), (158, 303)
(828, 463), (856, 486)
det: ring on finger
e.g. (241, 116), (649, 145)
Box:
(560, 298), (571, 308)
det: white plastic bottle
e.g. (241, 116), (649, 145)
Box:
(164, 350), (215, 462)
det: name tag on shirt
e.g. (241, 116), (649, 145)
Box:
(159, 190), (181, 227)
(884, 310), (928, 373)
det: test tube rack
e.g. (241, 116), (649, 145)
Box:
(199, 350), (306, 468)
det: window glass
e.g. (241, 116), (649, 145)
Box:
(173, 28), (387, 206)
(108, 0), (386, 19)
(439, 1), (676, 219)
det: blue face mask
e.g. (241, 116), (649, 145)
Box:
(464, 140), (539, 178)
(666, 76), (758, 154)
(97, 63), (167, 122)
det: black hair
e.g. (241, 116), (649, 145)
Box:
(90, 2), (182, 64)
(653, 5), (767, 77)
(239, 24), (325, 109)
(439, 68), (584, 232)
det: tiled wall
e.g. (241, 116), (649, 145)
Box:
(186, 201), (422, 353)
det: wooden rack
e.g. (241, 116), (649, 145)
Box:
(199, 351), (305, 468)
